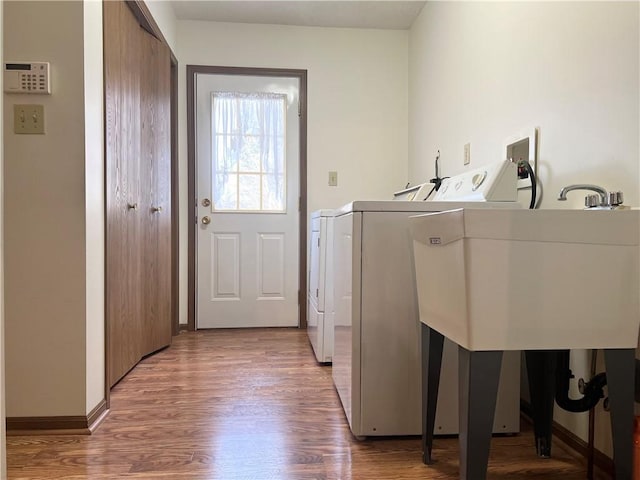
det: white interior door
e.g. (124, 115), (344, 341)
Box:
(196, 74), (300, 328)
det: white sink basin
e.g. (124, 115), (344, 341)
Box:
(410, 208), (640, 351)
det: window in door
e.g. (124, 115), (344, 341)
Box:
(211, 91), (287, 212)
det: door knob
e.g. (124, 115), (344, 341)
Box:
(201, 216), (211, 225)
(202, 198), (211, 207)
(151, 206), (163, 213)
(127, 203), (138, 211)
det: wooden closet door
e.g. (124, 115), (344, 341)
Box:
(140, 29), (172, 356)
(105, 0), (143, 386)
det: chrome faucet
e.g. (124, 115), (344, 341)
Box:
(557, 184), (625, 209)
(557, 184), (608, 205)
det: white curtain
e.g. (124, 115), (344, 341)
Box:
(212, 91), (286, 211)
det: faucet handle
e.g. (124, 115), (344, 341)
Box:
(608, 191), (624, 207)
(585, 194), (600, 208)
(584, 191), (623, 209)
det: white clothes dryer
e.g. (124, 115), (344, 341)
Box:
(308, 209), (335, 363)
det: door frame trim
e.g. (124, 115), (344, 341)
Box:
(186, 65), (308, 331)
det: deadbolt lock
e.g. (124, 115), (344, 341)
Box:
(202, 198), (211, 207)
(201, 216), (211, 225)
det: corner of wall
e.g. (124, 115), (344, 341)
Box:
(4, 0), (90, 418)
(83, 0), (105, 415)
(145, 0), (178, 54)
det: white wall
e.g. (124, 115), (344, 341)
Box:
(409, 0), (639, 455)
(177, 20), (409, 325)
(3, 1), (105, 418)
(146, 0), (177, 53)
(83, 0), (105, 415)
(409, 1), (639, 209)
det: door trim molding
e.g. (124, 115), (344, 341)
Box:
(170, 57), (179, 336)
(186, 65), (308, 331)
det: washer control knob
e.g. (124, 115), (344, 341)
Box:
(472, 171), (487, 191)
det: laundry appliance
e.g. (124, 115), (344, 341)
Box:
(308, 209), (335, 363)
(331, 160), (523, 437)
(307, 184), (434, 363)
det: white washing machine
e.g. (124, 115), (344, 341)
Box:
(332, 160), (523, 437)
(307, 209), (335, 363)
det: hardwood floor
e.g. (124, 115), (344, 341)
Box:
(6, 329), (608, 479)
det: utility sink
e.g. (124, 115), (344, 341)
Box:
(410, 208), (640, 351)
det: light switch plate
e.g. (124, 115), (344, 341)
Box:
(464, 143), (471, 165)
(14, 104), (45, 134)
(328, 171), (338, 187)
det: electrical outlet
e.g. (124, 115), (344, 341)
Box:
(464, 143), (471, 165)
(328, 171), (338, 187)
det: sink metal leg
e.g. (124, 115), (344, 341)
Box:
(458, 347), (503, 480)
(524, 350), (557, 458)
(603, 348), (634, 480)
(421, 324), (444, 465)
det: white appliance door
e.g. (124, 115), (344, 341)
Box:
(307, 220), (322, 359)
(196, 74), (300, 328)
(332, 212), (360, 432)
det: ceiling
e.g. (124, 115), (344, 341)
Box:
(170, 1), (427, 30)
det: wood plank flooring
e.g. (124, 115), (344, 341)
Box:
(6, 329), (609, 479)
